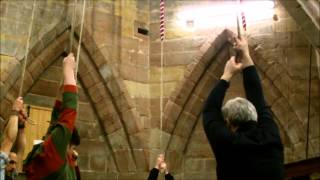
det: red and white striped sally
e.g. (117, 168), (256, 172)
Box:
(160, 0), (165, 41)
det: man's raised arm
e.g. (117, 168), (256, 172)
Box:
(234, 37), (266, 113)
(0, 97), (24, 155)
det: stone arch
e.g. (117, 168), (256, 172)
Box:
(162, 29), (313, 171)
(76, 27), (145, 172)
(0, 20), (70, 118)
(0, 23), (145, 172)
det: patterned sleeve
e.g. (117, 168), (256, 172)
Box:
(46, 85), (78, 159)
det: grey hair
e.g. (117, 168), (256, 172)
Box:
(222, 97), (257, 126)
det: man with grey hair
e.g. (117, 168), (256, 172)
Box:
(203, 34), (284, 180)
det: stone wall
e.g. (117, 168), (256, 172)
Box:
(0, 0), (319, 179)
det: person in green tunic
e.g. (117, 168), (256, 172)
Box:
(24, 53), (81, 180)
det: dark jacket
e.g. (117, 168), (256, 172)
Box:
(147, 168), (174, 180)
(203, 66), (284, 180)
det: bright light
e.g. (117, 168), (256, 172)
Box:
(177, 0), (274, 31)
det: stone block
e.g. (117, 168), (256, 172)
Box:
(99, 44), (120, 64)
(129, 130), (150, 149)
(106, 155), (118, 172)
(152, 51), (196, 67)
(131, 38), (147, 57)
(120, 64), (149, 82)
(271, 97), (291, 127)
(273, 73), (292, 99)
(41, 66), (62, 82)
(147, 129), (170, 150)
(292, 79), (318, 94)
(261, 78), (280, 106)
(288, 123), (306, 145)
(88, 82), (106, 103)
(4, 59), (21, 88)
(0, 98), (11, 119)
(184, 60), (206, 84)
(122, 108), (143, 134)
(292, 31), (309, 47)
(78, 103), (97, 123)
(90, 154), (106, 172)
(28, 60), (44, 80)
(106, 77), (124, 98)
(102, 113), (122, 134)
(286, 47), (310, 79)
(165, 150), (184, 173)
(78, 87), (88, 102)
(41, 25), (57, 48)
(265, 62), (284, 81)
(211, 62), (226, 80)
(29, 78), (59, 97)
(204, 159), (216, 171)
(292, 142), (306, 162)
(38, 44), (65, 69)
(94, 98), (112, 117)
(114, 149), (137, 172)
(24, 93), (55, 108)
(150, 82), (177, 99)
(80, 172), (117, 180)
(149, 66), (184, 83)
(151, 38), (203, 55)
(78, 154), (89, 171)
(54, 20), (68, 37)
(99, 63), (113, 81)
(183, 173), (217, 180)
(199, 38), (226, 67)
(163, 100), (182, 131)
(28, 38), (44, 59)
(91, 48), (107, 67)
(75, 121), (91, 139)
(115, 92), (135, 114)
(284, 147), (294, 163)
(0, 82), (10, 101)
(15, 70), (34, 96)
(169, 79), (195, 107)
(186, 130), (213, 156)
(118, 172), (150, 180)
(185, 144), (214, 159)
(133, 149), (148, 171)
(184, 158), (205, 172)
(81, 72), (96, 89)
(134, 97), (150, 116)
(77, 139), (109, 156)
(309, 115), (320, 139)
(107, 129), (130, 149)
(91, 11), (115, 33)
(121, 37), (139, 50)
(167, 135), (187, 152)
(184, 93), (205, 117)
(173, 111), (197, 139)
(309, 138), (320, 158)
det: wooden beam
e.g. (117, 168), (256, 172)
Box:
(285, 157), (320, 178)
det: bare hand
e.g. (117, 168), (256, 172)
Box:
(221, 56), (243, 81)
(63, 53), (75, 72)
(160, 162), (169, 174)
(12, 97), (24, 112)
(233, 37), (249, 56)
(18, 108), (27, 126)
(63, 53), (77, 85)
(155, 154), (164, 169)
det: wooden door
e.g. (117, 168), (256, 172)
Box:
(23, 105), (52, 159)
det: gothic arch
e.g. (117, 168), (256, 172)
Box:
(0, 23), (145, 172)
(162, 29), (313, 171)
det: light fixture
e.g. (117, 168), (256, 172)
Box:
(177, 0), (274, 31)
